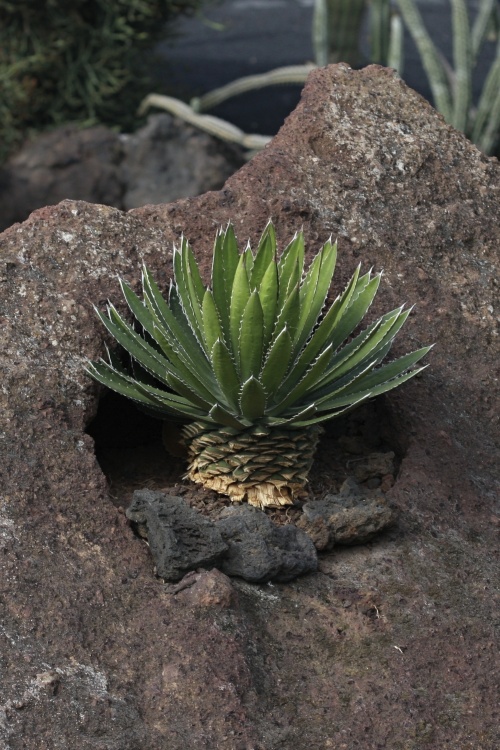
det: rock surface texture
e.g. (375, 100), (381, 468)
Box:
(1, 65), (499, 749)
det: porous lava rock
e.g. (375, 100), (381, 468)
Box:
(126, 490), (228, 581)
(347, 450), (395, 483)
(127, 491), (317, 584)
(120, 113), (245, 210)
(167, 568), (237, 609)
(299, 477), (395, 549)
(0, 124), (125, 231)
(216, 505), (318, 582)
(1, 65), (499, 749)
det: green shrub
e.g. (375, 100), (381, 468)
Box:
(0, 0), (209, 162)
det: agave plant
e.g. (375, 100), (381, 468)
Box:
(86, 222), (430, 508)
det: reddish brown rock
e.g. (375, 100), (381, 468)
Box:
(1, 65), (499, 748)
(175, 568), (237, 609)
(300, 478), (396, 548)
(347, 451), (396, 483)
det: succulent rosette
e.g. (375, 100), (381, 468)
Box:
(87, 222), (430, 507)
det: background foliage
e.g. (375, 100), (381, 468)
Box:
(0, 0), (209, 162)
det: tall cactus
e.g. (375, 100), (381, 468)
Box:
(313, 0), (367, 67)
(140, 0), (499, 155)
(370, 0), (404, 73)
(370, 0), (392, 65)
(395, 0), (500, 152)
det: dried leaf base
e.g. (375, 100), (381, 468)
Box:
(178, 421), (324, 509)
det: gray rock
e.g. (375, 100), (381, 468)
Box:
(216, 505), (317, 583)
(0, 114), (244, 231)
(121, 114), (245, 209)
(128, 492), (316, 584)
(0, 124), (125, 231)
(301, 477), (395, 547)
(127, 490), (228, 582)
(295, 514), (331, 552)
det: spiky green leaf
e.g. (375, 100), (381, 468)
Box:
(258, 257), (279, 350)
(212, 224), (239, 345)
(168, 279), (195, 336)
(271, 344), (334, 413)
(325, 271), (381, 353)
(165, 371), (213, 410)
(291, 394), (371, 427)
(280, 275), (379, 392)
(239, 377), (267, 421)
(266, 403), (317, 427)
(306, 310), (398, 402)
(272, 283), (300, 345)
(202, 289), (223, 354)
(229, 253), (251, 359)
(208, 404), (249, 429)
(88, 222), (431, 441)
(239, 291), (264, 380)
(250, 220), (276, 289)
(210, 339), (240, 409)
(185, 239), (206, 306)
(96, 304), (171, 386)
(173, 238), (204, 343)
(142, 267), (209, 376)
(321, 307), (412, 387)
(316, 263), (362, 348)
(143, 268), (215, 388)
(314, 364), (429, 414)
(86, 360), (204, 419)
(243, 244), (254, 276)
(102, 301), (223, 407)
(277, 231), (304, 308)
(260, 326), (293, 394)
(120, 279), (157, 339)
(326, 346), (433, 401)
(293, 238), (337, 355)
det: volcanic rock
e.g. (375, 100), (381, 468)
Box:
(120, 113), (244, 210)
(347, 450), (396, 483)
(0, 114), (244, 231)
(216, 505), (318, 582)
(126, 490), (228, 581)
(171, 568), (237, 609)
(1, 64), (499, 748)
(300, 477), (395, 549)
